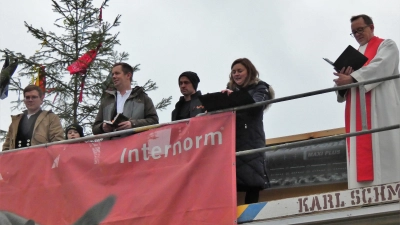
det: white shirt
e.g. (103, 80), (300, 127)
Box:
(116, 89), (132, 114)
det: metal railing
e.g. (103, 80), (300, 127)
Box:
(1, 74), (399, 155)
(235, 74), (400, 155)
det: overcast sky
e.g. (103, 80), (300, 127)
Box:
(1, 0), (399, 147)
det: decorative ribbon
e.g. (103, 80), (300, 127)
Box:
(34, 65), (46, 96)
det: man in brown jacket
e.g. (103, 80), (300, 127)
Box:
(2, 85), (64, 151)
(92, 63), (158, 135)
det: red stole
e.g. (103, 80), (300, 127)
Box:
(345, 36), (384, 182)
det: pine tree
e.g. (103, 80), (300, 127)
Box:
(0, 0), (171, 135)
(0, 129), (6, 143)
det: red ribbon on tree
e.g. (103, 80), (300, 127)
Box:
(67, 44), (101, 75)
(67, 44), (101, 102)
(99, 0), (108, 23)
(79, 76), (86, 102)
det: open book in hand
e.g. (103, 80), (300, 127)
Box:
(103, 113), (129, 128)
(323, 45), (368, 72)
(198, 90), (255, 112)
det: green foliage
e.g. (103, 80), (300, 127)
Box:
(0, 129), (6, 143)
(0, 0), (171, 135)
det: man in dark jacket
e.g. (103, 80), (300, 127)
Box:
(92, 63), (158, 135)
(171, 71), (205, 121)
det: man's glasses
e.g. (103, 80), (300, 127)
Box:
(350, 25), (370, 37)
(24, 96), (39, 100)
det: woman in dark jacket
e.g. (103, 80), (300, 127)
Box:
(222, 58), (275, 204)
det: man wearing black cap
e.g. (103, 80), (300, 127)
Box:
(171, 71), (206, 121)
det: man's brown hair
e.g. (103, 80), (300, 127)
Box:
(24, 85), (44, 98)
(112, 62), (134, 82)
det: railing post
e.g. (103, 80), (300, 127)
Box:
(359, 85), (368, 130)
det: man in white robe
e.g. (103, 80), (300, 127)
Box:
(334, 14), (400, 189)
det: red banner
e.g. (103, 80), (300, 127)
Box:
(0, 113), (236, 225)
